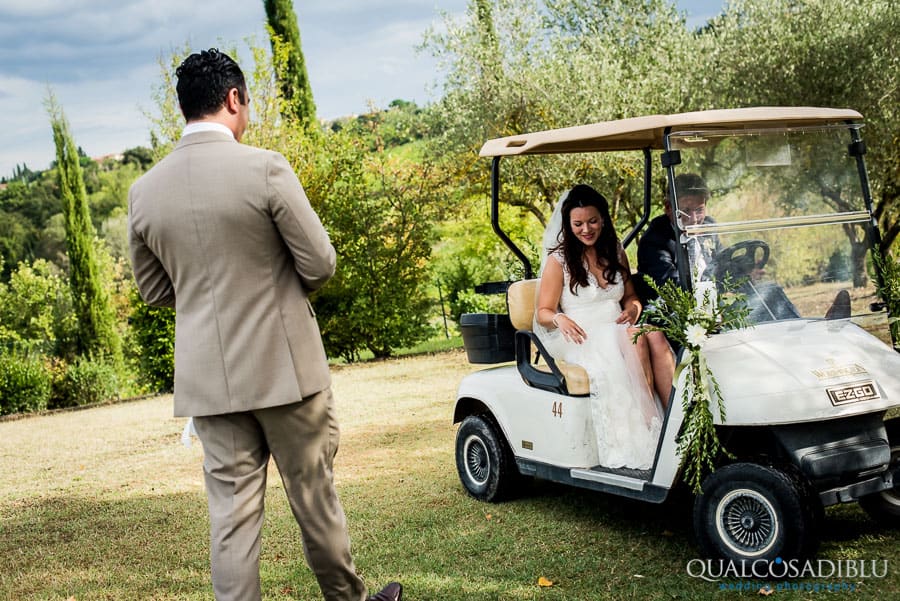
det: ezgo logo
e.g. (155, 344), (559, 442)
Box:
(686, 556), (888, 586)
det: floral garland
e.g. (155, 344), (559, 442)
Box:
(873, 252), (900, 347)
(636, 276), (750, 493)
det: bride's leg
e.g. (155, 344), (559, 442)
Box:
(628, 326), (655, 395)
(647, 331), (675, 409)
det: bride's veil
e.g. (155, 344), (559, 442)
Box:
(538, 188), (569, 277)
(532, 189), (571, 357)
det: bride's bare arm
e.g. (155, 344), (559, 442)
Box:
(617, 277), (642, 325)
(537, 259), (586, 342)
(536, 259), (564, 328)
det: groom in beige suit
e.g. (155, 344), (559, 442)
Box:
(128, 49), (401, 601)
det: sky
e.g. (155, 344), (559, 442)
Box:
(0, 0), (724, 179)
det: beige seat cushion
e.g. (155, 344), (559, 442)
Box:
(507, 279), (590, 396)
(507, 279), (540, 330)
(534, 360), (590, 396)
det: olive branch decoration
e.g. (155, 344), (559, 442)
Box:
(873, 252), (900, 347)
(635, 276), (751, 493)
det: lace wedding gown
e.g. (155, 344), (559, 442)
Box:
(535, 253), (662, 469)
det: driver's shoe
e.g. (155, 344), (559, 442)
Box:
(367, 582), (402, 601)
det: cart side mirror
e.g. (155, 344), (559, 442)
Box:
(870, 301), (887, 312)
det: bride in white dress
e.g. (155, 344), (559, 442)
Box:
(534, 185), (663, 469)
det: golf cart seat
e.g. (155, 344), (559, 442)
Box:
(507, 279), (590, 396)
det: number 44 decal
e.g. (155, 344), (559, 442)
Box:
(552, 401), (563, 418)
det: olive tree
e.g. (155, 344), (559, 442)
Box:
(423, 0), (700, 287)
(694, 0), (900, 261)
(426, 0), (698, 221)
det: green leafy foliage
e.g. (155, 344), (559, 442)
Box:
(874, 252), (900, 346)
(304, 131), (447, 361)
(637, 276), (750, 493)
(423, 0), (693, 228)
(0, 171), (61, 278)
(126, 286), (175, 393)
(48, 356), (119, 409)
(264, 0), (317, 124)
(0, 352), (51, 415)
(330, 100), (431, 152)
(0, 259), (77, 357)
(88, 162), (141, 231)
(0, 210), (35, 280)
(437, 260), (508, 322)
(694, 0), (900, 254)
(46, 94), (123, 367)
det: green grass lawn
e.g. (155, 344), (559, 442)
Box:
(2, 349), (899, 599)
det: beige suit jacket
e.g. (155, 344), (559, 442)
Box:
(128, 131), (335, 417)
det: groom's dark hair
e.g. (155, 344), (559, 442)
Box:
(555, 184), (627, 295)
(176, 48), (247, 121)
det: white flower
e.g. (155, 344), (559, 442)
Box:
(685, 322), (708, 347)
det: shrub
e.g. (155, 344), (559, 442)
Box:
(453, 289), (508, 321)
(301, 132), (448, 361)
(49, 356), (119, 409)
(126, 286), (175, 393)
(0, 352), (51, 415)
(875, 252), (900, 347)
(0, 259), (77, 357)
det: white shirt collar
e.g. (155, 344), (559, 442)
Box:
(182, 121), (235, 139)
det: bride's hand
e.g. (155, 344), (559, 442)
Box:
(554, 313), (586, 344)
(615, 309), (635, 326)
(616, 300), (641, 326)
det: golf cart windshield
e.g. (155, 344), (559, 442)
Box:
(669, 125), (889, 342)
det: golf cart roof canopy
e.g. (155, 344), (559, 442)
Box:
(478, 107), (863, 157)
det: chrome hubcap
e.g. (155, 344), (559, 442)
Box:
(716, 488), (779, 557)
(463, 434), (490, 486)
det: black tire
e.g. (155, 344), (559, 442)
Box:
(455, 414), (520, 502)
(693, 463), (820, 561)
(859, 419), (900, 527)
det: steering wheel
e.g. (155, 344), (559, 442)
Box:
(714, 240), (770, 281)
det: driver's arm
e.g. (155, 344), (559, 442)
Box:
(637, 233), (680, 287)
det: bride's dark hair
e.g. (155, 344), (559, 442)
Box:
(553, 184), (627, 295)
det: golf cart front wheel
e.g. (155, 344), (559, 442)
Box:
(455, 415), (519, 502)
(693, 463), (819, 561)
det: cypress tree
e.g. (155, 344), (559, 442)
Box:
(264, 0), (317, 125)
(45, 94), (122, 365)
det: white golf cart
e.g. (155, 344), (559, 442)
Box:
(454, 107), (900, 562)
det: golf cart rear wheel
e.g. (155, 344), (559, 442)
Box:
(859, 419), (900, 526)
(455, 414), (519, 502)
(693, 463), (819, 561)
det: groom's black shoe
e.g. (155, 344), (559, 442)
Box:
(367, 582), (402, 601)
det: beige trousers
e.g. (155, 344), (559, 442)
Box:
(192, 388), (367, 601)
